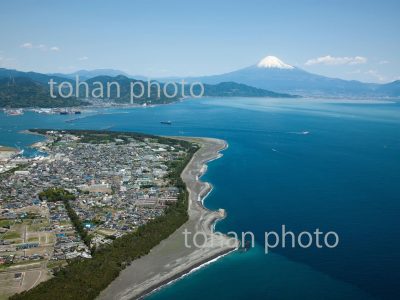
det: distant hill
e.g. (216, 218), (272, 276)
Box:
(83, 76), (296, 103)
(201, 82), (298, 98)
(0, 68), (73, 85)
(48, 69), (143, 81)
(0, 68), (299, 108)
(376, 80), (400, 97)
(84, 75), (179, 104)
(0, 77), (88, 108)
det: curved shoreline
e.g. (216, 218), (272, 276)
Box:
(136, 248), (236, 300)
(98, 137), (238, 300)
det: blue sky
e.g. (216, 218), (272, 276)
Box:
(0, 0), (399, 83)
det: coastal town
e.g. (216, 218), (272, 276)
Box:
(0, 130), (193, 298)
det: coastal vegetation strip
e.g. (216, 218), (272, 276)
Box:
(38, 188), (92, 247)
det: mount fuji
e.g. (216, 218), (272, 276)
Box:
(176, 56), (397, 97)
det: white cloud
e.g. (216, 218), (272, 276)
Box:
(379, 60), (389, 65)
(365, 70), (386, 82)
(19, 43), (61, 52)
(78, 56), (89, 61)
(372, 72), (400, 83)
(305, 55), (367, 66)
(21, 42), (33, 49)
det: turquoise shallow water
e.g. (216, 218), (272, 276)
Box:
(1, 98), (399, 299)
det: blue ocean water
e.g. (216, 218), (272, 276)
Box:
(1, 98), (399, 299)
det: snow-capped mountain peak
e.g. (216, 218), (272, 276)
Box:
(257, 56), (294, 69)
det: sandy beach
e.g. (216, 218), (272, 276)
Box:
(0, 145), (19, 160)
(98, 137), (238, 300)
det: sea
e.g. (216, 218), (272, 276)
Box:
(1, 97), (399, 300)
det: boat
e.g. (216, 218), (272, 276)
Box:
(5, 109), (24, 116)
(160, 121), (172, 125)
(238, 240), (252, 253)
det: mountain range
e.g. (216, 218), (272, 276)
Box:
(49, 56), (398, 98)
(1, 56), (399, 108)
(0, 67), (295, 108)
(161, 56), (400, 98)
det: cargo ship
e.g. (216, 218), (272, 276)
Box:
(59, 110), (81, 115)
(160, 121), (172, 125)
